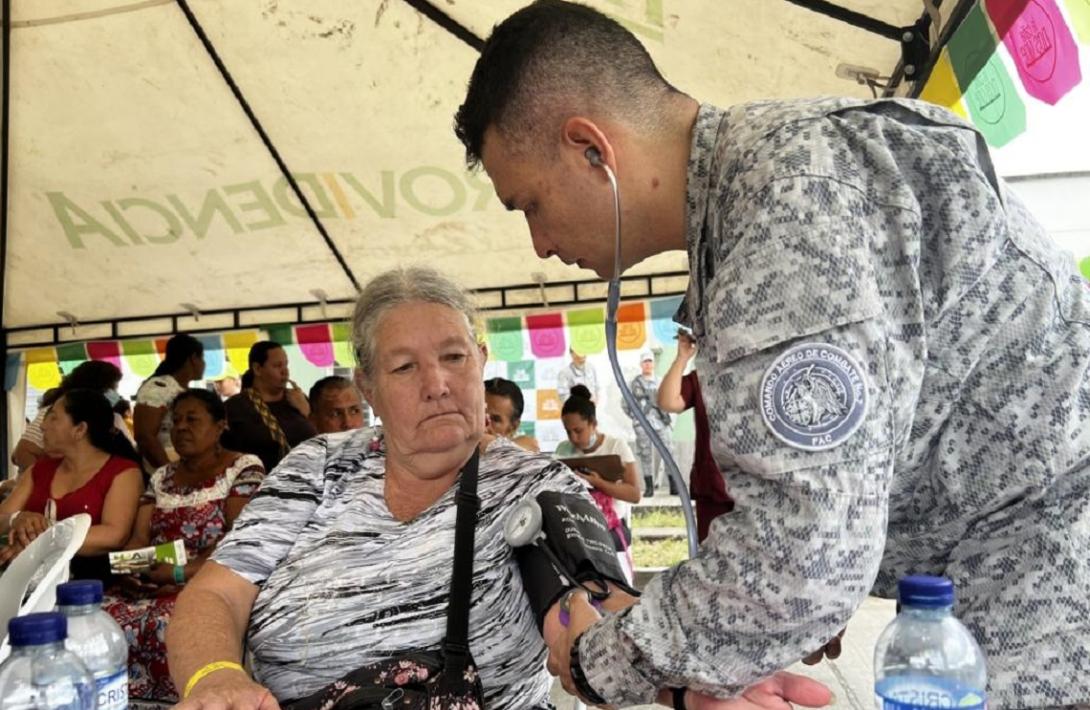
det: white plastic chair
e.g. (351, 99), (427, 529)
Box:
(0, 513), (91, 662)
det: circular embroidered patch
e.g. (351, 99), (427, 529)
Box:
(760, 343), (868, 451)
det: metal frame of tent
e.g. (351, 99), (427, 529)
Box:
(0, 0), (975, 456)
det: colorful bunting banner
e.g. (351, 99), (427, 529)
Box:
(615, 302), (648, 350)
(650, 296), (685, 345)
(949, 4), (1027, 146)
(87, 341), (122, 367)
(197, 335), (226, 379)
(1065, 0), (1090, 43)
(518, 421), (536, 438)
(1080, 256), (1090, 280)
(296, 324), (335, 367)
(487, 317), (524, 362)
(224, 331), (259, 376)
(121, 340), (159, 378)
(155, 338), (169, 358)
(986, 0), (1082, 105)
(332, 322), (355, 366)
(266, 324), (294, 346)
(920, 49), (970, 118)
(56, 343), (88, 375)
(526, 313), (567, 358)
(27, 348), (62, 390)
(566, 307), (606, 355)
(5, 353), (22, 392)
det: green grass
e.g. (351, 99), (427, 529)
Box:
(632, 537), (689, 568)
(632, 508), (685, 529)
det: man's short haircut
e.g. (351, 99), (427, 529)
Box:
(454, 0), (679, 168)
(485, 377), (525, 421)
(308, 375), (355, 408)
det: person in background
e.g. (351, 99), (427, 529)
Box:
(555, 384), (640, 581)
(105, 389), (265, 702)
(307, 375), (367, 435)
(622, 349), (674, 497)
(484, 377), (540, 452)
(11, 360), (132, 472)
(0, 389), (142, 578)
(134, 334), (206, 476)
(223, 342), (315, 472)
(556, 346), (599, 403)
(658, 329), (734, 541)
(211, 373), (241, 401)
(113, 397), (134, 438)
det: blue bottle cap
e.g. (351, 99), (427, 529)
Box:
(899, 575), (955, 608)
(8, 612), (67, 646)
(57, 579), (104, 606)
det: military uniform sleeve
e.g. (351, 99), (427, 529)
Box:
(578, 175), (897, 704)
(211, 437), (328, 584)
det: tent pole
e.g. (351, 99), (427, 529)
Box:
(399, 0), (484, 51)
(173, 0), (362, 294)
(1, 0), (12, 469)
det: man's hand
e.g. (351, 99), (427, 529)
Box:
(284, 380), (310, 417)
(802, 628), (846, 666)
(175, 669), (280, 710)
(657, 672), (834, 709)
(12, 511), (48, 548)
(0, 542), (25, 566)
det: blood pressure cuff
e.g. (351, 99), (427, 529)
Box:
(515, 490), (640, 630)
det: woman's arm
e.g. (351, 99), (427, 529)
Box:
(133, 404), (169, 468)
(124, 502), (155, 550)
(77, 467), (143, 556)
(577, 461), (642, 504)
(11, 439), (45, 472)
(168, 562), (277, 708)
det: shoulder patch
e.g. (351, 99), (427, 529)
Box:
(760, 343), (868, 451)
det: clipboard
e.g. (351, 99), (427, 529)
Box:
(559, 454), (625, 482)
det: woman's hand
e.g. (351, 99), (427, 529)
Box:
(574, 468), (602, 488)
(657, 672), (834, 709)
(117, 574), (159, 598)
(0, 541), (26, 565)
(284, 380), (310, 417)
(11, 511), (48, 548)
(175, 669), (280, 710)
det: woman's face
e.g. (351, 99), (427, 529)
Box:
(362, 301), (485, 478)
(171, 398), (225, 459)
(562, 412), (596, 451)
(254, 347), (290, 390)
(41, 397), (82, 453)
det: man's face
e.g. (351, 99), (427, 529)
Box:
(570, 349), (587, 367)
(485, 392), (519, 438)
(481, 127), (616, 278)
(641, 359), (654, 377)
(312, 385), (366, 434)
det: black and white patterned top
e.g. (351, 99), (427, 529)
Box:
(211, 430), (586, 708)
(578, 98), (1090, 710)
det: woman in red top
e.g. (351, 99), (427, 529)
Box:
(0, 388), (142, 574)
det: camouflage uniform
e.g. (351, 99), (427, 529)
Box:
(578, 98), (1090, 709)
(621, 374), (673, 493)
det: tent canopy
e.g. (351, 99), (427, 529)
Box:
(1, 0), (964, 345)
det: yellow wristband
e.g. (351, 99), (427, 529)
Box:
(183, 660), (245, 699)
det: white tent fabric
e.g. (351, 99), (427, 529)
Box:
(2, 1), (957, 339)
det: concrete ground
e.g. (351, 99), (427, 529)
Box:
(550, 596), (896, 710)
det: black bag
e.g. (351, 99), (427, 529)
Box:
(284, 451), (487, 710)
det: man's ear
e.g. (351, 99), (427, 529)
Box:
(560, 116), (615, 171)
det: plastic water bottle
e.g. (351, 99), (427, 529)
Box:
(874, 575), (987, 710)
(55, 581), (128, 710)
(0, 612), (94, 709)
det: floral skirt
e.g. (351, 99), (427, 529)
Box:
(103, 593), (180, 702)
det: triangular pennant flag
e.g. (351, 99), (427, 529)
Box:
(56, 342), (88, 375)
(121, 340), (160, 378)
(332, 322), (355, 366)
(566, 307), (606, 355)
(526, 313), (566, 358)
(27, 348), (62, 390)
(615, 301), (647, 350)
(986, 0), (1082, 105)
(296, 324), (335, 367)
(487, 317), (524, 362)
(86, 341), (122, 367)
(198, 335), (227, 379)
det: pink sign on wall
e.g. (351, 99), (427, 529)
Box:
(526, 313), (567, 358)
(986, 0), (1082, 105)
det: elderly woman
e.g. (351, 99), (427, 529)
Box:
(167, 267), (588, 709)
(167, 267), (831, 710)
(105, 388), (265, 702)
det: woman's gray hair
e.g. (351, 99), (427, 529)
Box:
(351, 266), (479, 380)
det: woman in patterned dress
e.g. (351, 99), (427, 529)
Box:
(104, 388), (264, 702)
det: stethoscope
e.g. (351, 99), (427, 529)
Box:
(584, 146), (699, 558)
